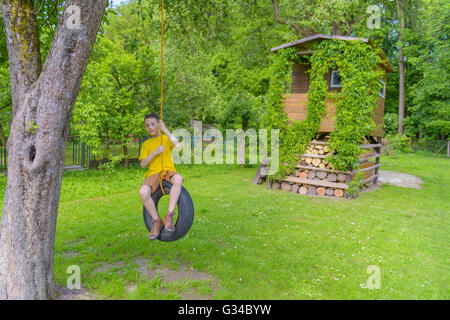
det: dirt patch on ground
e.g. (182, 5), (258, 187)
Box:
(93, 261), (125, 273)
(68, 258), (218, 300)
(378, 170), (424, 189)
(133, 258), (218, 299)
(63, 251), (80, 258)
(57, 286), (97, 300)
(68, 237), (87, 245)
(135, 258), (216, 284)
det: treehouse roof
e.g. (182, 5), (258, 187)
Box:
(271, 34), (394, 72)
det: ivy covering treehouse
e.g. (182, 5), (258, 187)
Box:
(260, 35), (394, 198)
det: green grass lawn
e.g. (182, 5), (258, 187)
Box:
(0, 152), (448, 299)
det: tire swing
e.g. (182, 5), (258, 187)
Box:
(143, 0), (194, 242)
(143, 181), (194, 242)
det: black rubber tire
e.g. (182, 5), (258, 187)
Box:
(143, 180), (194, 242)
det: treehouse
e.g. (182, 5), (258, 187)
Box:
(256, 35), (394, 198)
(272, 34), (394, 137)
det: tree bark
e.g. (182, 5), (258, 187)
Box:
(0, 0), (108, 300)
(396, 0), (406, 135)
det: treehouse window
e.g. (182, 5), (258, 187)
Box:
(330, 70), (342, 88)
(379, 80), (386, 98)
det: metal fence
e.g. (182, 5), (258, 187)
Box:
(0, 134), (241, 172)
(69, 137), (96, 167)
(0, 137), (97, 172)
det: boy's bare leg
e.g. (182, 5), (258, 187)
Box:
(168, 174), (183, 213)
(139, 185), (160, 220)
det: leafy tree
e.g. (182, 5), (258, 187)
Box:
(73, 37), (153, 167)
(407, 0), (449, 139)
(271, 0), (373, 37)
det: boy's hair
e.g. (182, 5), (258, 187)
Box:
(144, 113), (160, 122)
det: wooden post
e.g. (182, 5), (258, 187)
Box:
(448, 141), (450, 157)
(373, 137), (382, 185)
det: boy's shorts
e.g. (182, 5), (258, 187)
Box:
(141, 170), (178, 195)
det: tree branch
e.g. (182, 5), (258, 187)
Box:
(271, 0), (304, 35)
(111, 66), (122, 89)
(344, 15), (364, 36)
(126, 78), (152, 92)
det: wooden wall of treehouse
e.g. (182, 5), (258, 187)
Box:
(285, 62), (386, 137)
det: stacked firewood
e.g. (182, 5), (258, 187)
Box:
(268, 140), (350, 198)
(265, 138), (381, 198)
(297, 141), (334, 169)
(269, 177), (348, 198)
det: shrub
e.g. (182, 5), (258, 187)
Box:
(383, 113), (399, 135)
(386, 134), (413, 154)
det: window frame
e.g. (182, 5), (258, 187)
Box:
(330, 70), (342, 88)
(379, 79), (386, 98)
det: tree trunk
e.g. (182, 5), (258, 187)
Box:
(398, 48), (405, 134)
(396, 0), (406, 135)
(105, 127), (110, 150)
(0, 0), (108, 300)
(242, 116), (249, 132)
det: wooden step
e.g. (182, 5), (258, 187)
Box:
(284, 100), (308, 105)
(284, 105), (307, 113)
(284, 93), (308, 99)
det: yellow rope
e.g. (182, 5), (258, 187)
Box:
(160, 0), (164, 122)
(159, 0), (166, 196)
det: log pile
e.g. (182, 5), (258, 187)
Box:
(297, 142), (334, 170)
(270, 177), (348, 198)
(267, 139), (381, 198)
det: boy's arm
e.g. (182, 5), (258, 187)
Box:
(160, 121), (181, 149)
(140, 146), (164, 169)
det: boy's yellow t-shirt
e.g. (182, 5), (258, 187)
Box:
(139, 134), (177, 177)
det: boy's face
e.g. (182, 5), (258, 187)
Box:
(145, 117), (160, 137)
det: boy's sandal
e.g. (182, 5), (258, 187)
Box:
(164, 211), (176, 233)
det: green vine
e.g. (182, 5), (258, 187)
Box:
(264, 46), (299, 133)
(266, 39), (385, 195)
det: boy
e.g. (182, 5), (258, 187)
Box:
(139, 113), (183, 240)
